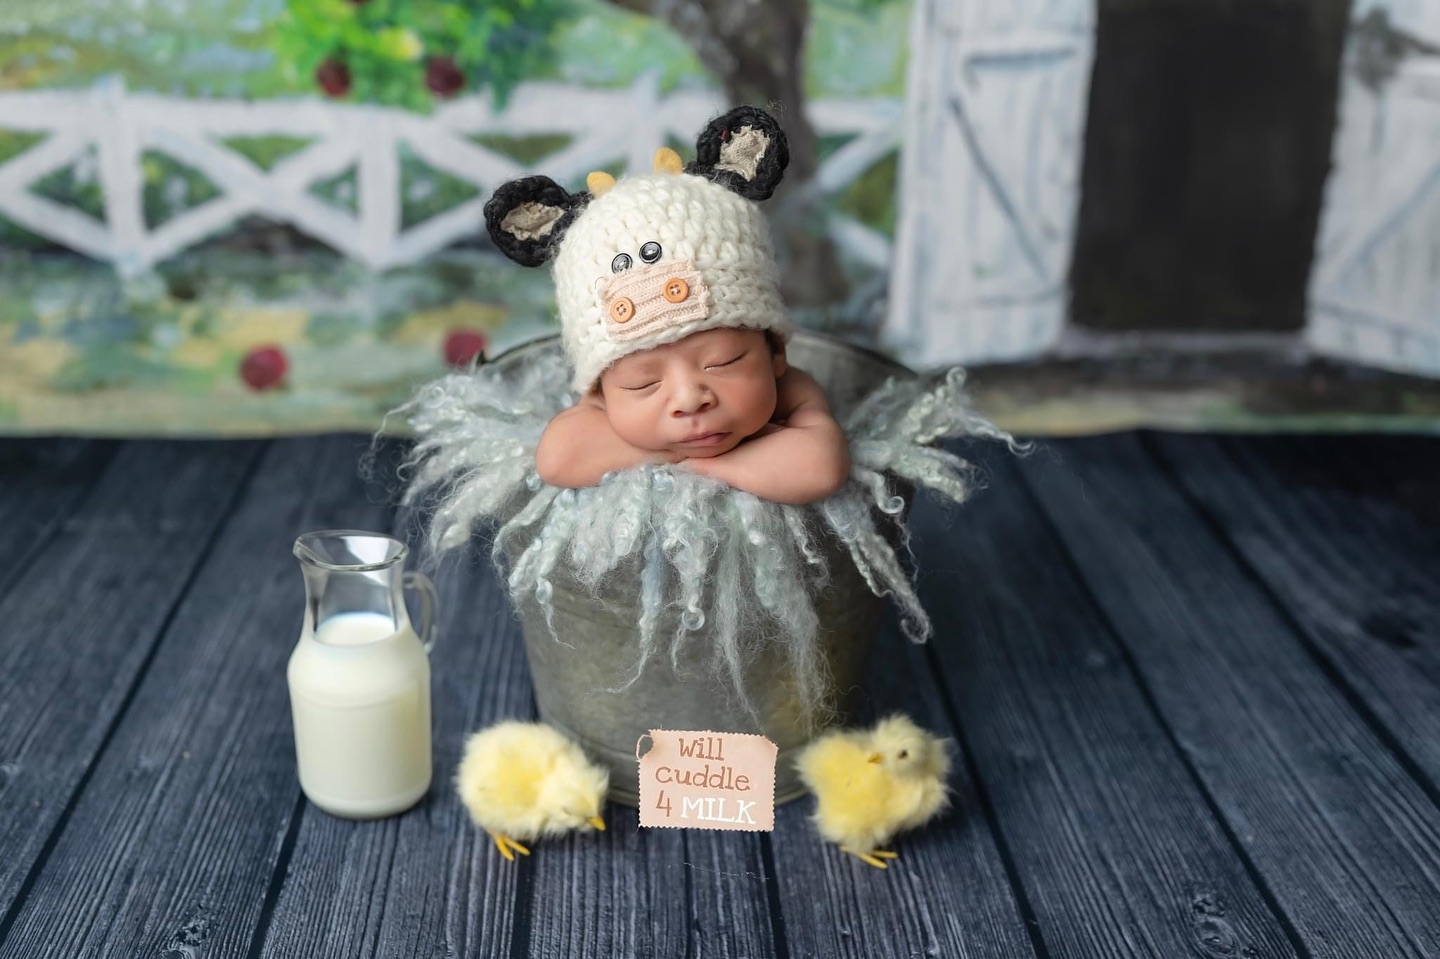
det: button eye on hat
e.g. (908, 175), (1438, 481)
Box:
(639, 241), (662, 264)
(611, 253), (633, 273)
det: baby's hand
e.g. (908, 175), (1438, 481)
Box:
(674, 413), (848, 504)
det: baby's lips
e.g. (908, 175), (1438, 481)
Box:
(678, 430), (731, 446)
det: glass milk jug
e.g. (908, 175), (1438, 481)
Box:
(288, 530), (437, 819)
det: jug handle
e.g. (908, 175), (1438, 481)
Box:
(404, 571), (438, 654)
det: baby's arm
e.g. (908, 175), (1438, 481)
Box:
(685, 367), (850, 505)
(536, 394), (680, 488)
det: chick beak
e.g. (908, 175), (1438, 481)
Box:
(866, 752), (883, 764)
(587, 816), (607, 831)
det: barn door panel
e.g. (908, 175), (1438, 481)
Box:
(1308, 0), (1440, 377)
(885, 0), (1095, 367)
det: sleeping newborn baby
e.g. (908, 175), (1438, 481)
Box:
(484, 107), (849, 505)
(535, 327), (848, 504)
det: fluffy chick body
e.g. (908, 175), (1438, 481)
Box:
(455, 720), (609, 861)
(795, 714), (950, 868)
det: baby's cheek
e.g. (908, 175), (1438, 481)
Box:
(608, 404), (668, 451)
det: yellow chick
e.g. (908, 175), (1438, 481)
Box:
(795, 714), (951, 869)
(455, 720), (609, 861)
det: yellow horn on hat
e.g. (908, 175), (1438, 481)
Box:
(653, 147), (683, 175)
(587, 171), (616, 196)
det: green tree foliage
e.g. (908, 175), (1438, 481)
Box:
(274, 0), (573, 111)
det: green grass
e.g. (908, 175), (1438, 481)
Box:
(470, 133), (574, 166)
(220, 135), (317, 171)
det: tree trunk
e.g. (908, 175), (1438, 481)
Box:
(605, 0), (849, 308)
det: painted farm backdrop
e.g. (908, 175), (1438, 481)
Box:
(1, 0), (1438, 435)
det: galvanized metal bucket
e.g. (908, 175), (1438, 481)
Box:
(489, 331), (914, 805)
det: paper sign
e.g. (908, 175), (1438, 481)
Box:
(636, 729), (777, 831)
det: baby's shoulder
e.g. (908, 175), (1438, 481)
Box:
(775, 364), (831, 418)
(570, 390), (608, 413)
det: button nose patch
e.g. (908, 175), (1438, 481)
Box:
(662, 277), (690, 303)
(601, 261), (709, 343)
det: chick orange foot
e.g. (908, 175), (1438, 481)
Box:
(490, 833), (532, 862)
(842, 847), (899, 869)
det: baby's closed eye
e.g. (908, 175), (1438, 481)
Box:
(705, 352), (747, 370)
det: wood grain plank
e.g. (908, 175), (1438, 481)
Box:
(767, 616), (1041, 959)
(254, 547), (530, 959)
(911, 441), (1301, 959)
(0, 437), (115, 591)
(518, 678), (771, 952)
(1019, 433), (1440, 958)
(508, 742), (763, 956)
(1152, 433), (1440, 788)
(522, 804), (695, 958)
(683, 831), (777, 959)
(0, 439), (262, 923)
(0, 436), (389, 959)
(520, 752), (777, 959)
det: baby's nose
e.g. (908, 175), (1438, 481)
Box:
(602, 260), (708, 342)
(671, 380), (715, 415)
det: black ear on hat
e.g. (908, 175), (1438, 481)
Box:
(483, 175), (588, 267)
(686, 106), (789, 202)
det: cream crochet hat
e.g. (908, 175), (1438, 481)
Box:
(484, 106), (794, 393)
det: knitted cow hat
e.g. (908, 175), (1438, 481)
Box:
(484, 106), (794, 393)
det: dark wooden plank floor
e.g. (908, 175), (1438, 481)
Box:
(0, 431), (1437, 958)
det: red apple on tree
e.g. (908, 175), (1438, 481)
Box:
(444, 328), (487, 368)
(240, 345), (290, 391)
(425, 56), (466, 97)
(315, 58), (352, 98)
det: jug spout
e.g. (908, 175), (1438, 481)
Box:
(294, 529), (410, 571)
(294, 530), (415, 641)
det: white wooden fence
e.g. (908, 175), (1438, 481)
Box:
(0, 74), (900, 276)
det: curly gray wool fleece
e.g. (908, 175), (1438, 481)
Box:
(395, 347), (1017, 716)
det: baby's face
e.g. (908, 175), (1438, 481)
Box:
(598, 328), (785, 458)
